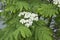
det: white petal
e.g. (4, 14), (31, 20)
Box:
(20, 20), (24, 24)
(28, 19), (33, 22)
(28, 21), (33, 25)
(30, 13), (36, 17)
(25, 22), (32, 27)
(18, 12), (25, 17)
(18, 13), (21, 17)
(25, 23), (30, 27)
(20, 19), (25, 24)
(24, 13), (31, 18)
(20, 12), (25, 15)
(23, 11), (27, 14)
(34, 17), (38, 21)
(30, 17), (34, 20)
(25, 20), (29, 23)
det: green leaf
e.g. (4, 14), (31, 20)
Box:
(19, 27), (32, 38)
(16, 1), (30, 11)
(33, 20), (53, 40)
(32, 4), (58, 17)
(0, 25), (32, 40)
(35, 26), (53, 40)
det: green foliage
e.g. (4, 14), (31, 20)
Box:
(0, 26), (32, 40)
(32, 4), (58, 17)
(5, 1), (30, 13)
(0, 0), (59, 40)
(1, 0), (58, 17)
(35, 26), (52, 40)
(34, 20), (53, 40)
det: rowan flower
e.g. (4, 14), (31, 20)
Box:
(18, 12), (39, 27)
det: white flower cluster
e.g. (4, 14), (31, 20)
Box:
(53, 0), (60, 7)
(18, 12), (38, 27)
